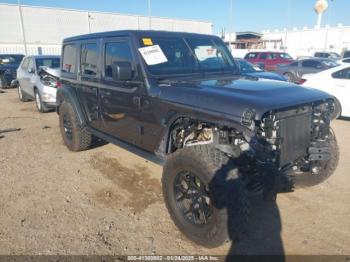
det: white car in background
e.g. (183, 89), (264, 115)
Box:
(302, 64), (350, 118)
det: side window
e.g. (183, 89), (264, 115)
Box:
(245, 53), (257, 59)
(302, 60), (321, 68)
(260, 53), (267, 60)
(21, 57), (29, 70)
(104, 41), (133, 79)
(62, 44), (77, 74)
(81, 43), (98, 76)
(332, 68), (350, 79)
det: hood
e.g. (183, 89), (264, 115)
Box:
(242, 71), (287, 81)
(39, 67), (60, 78)
(158, 77), (332, 123)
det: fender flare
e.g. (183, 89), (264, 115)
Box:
(56, 86), (86, 127)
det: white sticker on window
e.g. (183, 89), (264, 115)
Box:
(138, 45), (168, 65)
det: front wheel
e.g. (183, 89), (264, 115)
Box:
(162, 145), (250, 248)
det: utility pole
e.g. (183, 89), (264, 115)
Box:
(148, 0), (152, 30)
(229, 0), (233, 51)
(18, 0), (28, 55)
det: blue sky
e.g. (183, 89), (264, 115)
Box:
(1, 0), (349, 34)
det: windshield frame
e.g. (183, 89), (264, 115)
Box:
(136, 35), (239, 79)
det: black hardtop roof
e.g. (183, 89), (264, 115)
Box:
(63, 30), (218, 43)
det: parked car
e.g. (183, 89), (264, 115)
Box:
(17, 55), (60, 112)
(57, 30), (339, 248)
(340, 49), (350, 60)
(244, 51), (294, 71)
(314, 51), (340, 60)
(235, 58), (286, 81)
(0, 54), (24, 89)
(340, 58), (350, 64)
(276, 58), (339, 84)
(302, 64), (350, 118)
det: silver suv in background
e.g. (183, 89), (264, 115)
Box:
(17, 55), (60, 112)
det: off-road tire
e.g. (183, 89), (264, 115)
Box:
(294, 130), (339, 188)
(17, 84), (29, 102)
(162, 145), (250, 248)
(59, 102), (92, 152)
(34, 89), (49, 113)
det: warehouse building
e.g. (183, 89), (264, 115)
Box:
(224, 25), (350, 58)
(0, 3), (213, 55)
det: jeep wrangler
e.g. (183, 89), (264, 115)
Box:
(57, 30), (339, 248)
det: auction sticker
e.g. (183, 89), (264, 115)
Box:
(138, 45), (168, 65)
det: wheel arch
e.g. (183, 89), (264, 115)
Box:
(156, 110), (253, 156)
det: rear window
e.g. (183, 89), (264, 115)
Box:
(62, 44), (77, 74)
(35, 57), (60, 70)
(343, 51), (350, 59)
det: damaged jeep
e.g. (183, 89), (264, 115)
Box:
(57, 30), (339, 248)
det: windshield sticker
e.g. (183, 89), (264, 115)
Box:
(138, 45), (168, 65)
(142, 38), (153, 46)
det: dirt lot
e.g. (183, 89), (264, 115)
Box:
(0, 88), (349, 256)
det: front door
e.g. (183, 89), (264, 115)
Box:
(331, 67), (350, 117)
(99, 37), (143, 146)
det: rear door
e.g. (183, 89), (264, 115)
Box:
(331, 67), (350, 117)
(17, 57), (30, 90)
(301, 60), (324, 76)
(98, 37), (143, 146)
(76, 40), (101, 130)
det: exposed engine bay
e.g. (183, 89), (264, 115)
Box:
(39, 66), (60, 88)
(168, 99), (337, 199)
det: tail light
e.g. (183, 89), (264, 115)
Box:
(56, 81), (62, 88)
(298, 79), (307, 85)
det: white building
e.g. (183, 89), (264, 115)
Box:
(224, 25), (350, 59)
(0, 3), (213, 55)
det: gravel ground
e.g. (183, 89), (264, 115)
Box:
(0, 88), (349, 256)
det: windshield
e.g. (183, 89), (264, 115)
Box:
(138, 36), (237, 76)
(0, 55), (24, 65)
(237, 59), (263, 73)
(35, 57), (60, 70)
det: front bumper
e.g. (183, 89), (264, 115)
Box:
(43, 101), (57, 109)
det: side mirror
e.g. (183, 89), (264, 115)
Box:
(111, 61), (133, 81)
(28, 68), (35, 74)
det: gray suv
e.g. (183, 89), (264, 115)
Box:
(17, 55), (60, 112)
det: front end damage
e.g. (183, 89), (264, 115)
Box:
(168, 98), (338, 200)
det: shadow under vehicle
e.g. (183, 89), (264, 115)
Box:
(56, 30), (339, 249)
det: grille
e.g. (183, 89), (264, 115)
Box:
(278, 111), (312, 167)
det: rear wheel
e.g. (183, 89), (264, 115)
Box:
(34, 89), (49, 113)
(0, 75), (6, 89)
(18, 84), (29, 102)
(162, 145), (250, 248)
(59, 102), (92, 152)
